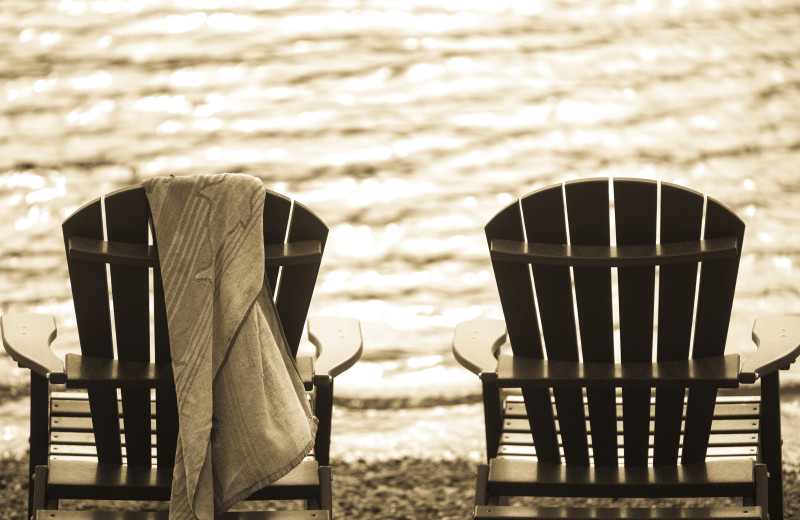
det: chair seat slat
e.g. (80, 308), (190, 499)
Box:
(497, 445), (758, 459)
(502, 418), (760, 435)
(51, 432), (156, 445)
(35, 510), (330, 520)
(499, 432), (759, 449)
(474, 505), (762, 519)
(52, 398), (157, 416)
(503, 395), (761, 418)
(486, 458), (755, 498)
(46, 458), (321, 501)
(53, 416), (155, 432)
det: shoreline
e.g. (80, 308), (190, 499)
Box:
(2, 383), (800, 461)
(0, 387), (799, 519)
(3, 377), (800, 411)
(0, 455), (798, 520)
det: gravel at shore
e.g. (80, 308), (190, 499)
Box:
(1, 456), (798, 520)
(1, 390), (799, 519)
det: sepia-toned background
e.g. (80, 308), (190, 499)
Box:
(2, 0), (800, 461)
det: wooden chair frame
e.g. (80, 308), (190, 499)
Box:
(2, 184), (362, 520)
(453, 178), (800, 520)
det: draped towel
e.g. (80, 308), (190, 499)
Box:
(144, 173), (317, 520)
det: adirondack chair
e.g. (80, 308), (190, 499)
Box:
(453, 178), (800, 520)
(1, 184), (363, 519)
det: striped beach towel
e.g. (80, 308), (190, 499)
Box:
(144, 173), (317, 520)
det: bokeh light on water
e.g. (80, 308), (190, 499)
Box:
(2, 0), (800, 403)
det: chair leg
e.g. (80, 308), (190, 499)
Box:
(482, 382), (503, 460)
(475, 464), (490, 507)
(313, 382), (333, 467)
(319, 465), (333, 517)
(476, 463), (510, 509)
(28, 374), (49, 520)
(761, 372), (784, 520)
(753, 462), (769, 520)
(32, 465), (58, 513)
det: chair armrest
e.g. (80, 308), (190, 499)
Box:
(452, 318), (506, 376)
(0, 313), (65, 383)
(307, 317), (362, 385)
(741, 314), (800, 383)
(495, 353), (741, 389)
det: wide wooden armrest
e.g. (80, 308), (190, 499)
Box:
(494, 354), (741, 389)
(0, 313), (65, 383)
(307, 317), (362, 385)
(69, 236), (322, 268)
(742, 314), (800, 383)
(490, 235), (738, 267)
(452, 318), (507, 376)
(64, 354), (172, 388)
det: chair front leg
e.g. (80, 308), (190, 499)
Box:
(475, 464), (491, 507)
(32, 465), (58, 513)
(313, 378), (333, 467)
(753, 462), (769, 520)
(28, 373), (50, 519)
(318, 465), (333, 515)
(482, 381), (503, 461)
(760, 371), (784, 520)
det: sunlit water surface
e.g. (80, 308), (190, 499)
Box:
(2, 0), (800, 409)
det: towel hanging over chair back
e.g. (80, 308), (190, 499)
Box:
(144, 173), (318, 520)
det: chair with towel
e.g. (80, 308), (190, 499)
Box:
(2, 174), (362, 519)
(453, 177), (800, 520)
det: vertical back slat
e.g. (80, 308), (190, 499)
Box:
(682, 197), (745, 463)
(277, 201), (328, 356)
(613, 179), (658, 467)
(654, 183), (704, 466)
(486, 202), (544, 359)
(105, 187), (153, 467)
(522, 184), (588, 466)
(153, 262), (178, 469)
(147, 200), (178, 469)
(63, 199), (122, 464)
(487, 199), (560, 464)
(263, 190), (293, 296)
(692, 197), (744, 358)
(564, 179), (617, 467)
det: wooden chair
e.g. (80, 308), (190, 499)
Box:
(1, 184), (363, 519)
(453, 178), (800, 520)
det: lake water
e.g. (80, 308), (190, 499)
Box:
(2, 0), (800, 406)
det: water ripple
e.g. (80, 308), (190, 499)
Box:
(2, 0), (800, 397)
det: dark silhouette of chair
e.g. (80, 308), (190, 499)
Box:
(2, 184), (362, 519)
(453, 178), (800, 520)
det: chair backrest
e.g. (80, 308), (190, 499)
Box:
(61, 184), (328, 468)
(486, 178), (745, 467)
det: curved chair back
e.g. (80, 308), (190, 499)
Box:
(61, 184), (328, 468)
(486, 178), (744, 467)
